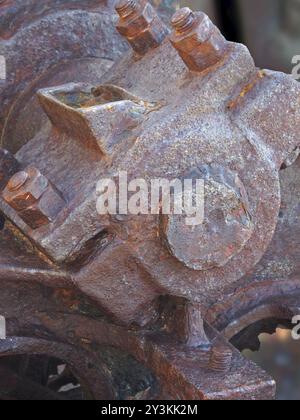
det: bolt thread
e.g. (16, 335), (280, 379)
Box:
(7, 171), (29, 192)
(115, 0), (138, 19)
(171, 7), (196, 34)
(209, 345), (232, 373)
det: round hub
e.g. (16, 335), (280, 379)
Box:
(163, 165), (254, 271)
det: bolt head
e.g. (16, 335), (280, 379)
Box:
(162, 165), (254, 271)
(116, 2), (155, 38)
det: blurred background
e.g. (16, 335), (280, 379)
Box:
(160, 0), (300, 401)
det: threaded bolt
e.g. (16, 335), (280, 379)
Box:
(171, 7), (196, 33)
(209, 344), (233, 373)
(7, 171), (29, 192)
(115, 0), (138, 19)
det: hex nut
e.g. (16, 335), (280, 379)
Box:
(3, 167), (65, 229)
(170, 8), (229, 72)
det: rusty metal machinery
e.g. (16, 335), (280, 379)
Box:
(0, 0), (173, 153)
(0, 0), (299, 400)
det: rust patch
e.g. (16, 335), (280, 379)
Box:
(228, 70), (266, 110)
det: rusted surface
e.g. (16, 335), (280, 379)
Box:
(0, 281), (275, 400)
(162, 165), (254, 271)
(116, 0), (168, 55)
(170, 8), (229, 72)
(209, 343), (233, 373)
(179, 302), (211, 349)
(0, 1), (299, 400)
(0, 0), (128, 153)
(37, 83), (147, 157)
(3, 167), (65, 229)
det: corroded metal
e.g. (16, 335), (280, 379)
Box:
(170, 8), (229, 72)
(162, 165), (254, 271)
(3, 167), (65, 229)
(0, 0), (128, 153)
(0, 1), (299, 400)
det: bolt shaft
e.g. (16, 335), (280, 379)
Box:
(209, 344), (233, 373)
